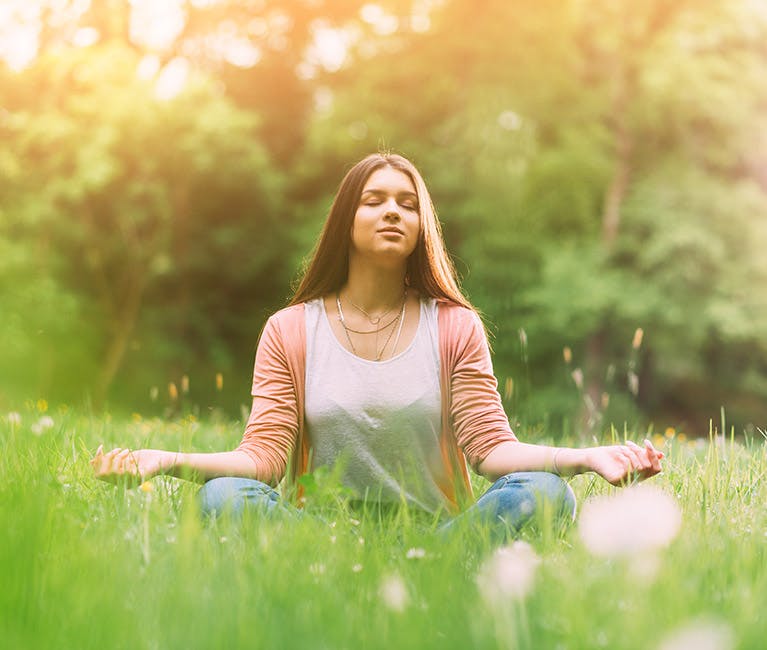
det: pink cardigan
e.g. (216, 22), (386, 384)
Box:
(236, 300), (517, 511)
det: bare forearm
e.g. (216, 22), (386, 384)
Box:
(165, 450), (266, 484)
(478, 441), (590, 481)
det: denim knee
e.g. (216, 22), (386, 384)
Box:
(476, 471), (577, 530)
(510, 471), (577, 521)
(198, 477), (283, 519)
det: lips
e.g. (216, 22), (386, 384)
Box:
(378, 227), (404, 235)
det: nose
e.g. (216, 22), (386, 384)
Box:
(383, 197), (401, 220)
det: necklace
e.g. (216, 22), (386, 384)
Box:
(333, 309), (403, 334)
(348, 290), (406, 325)
(337, 291), (407, 361)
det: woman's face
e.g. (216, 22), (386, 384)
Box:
(350, 167), (420, 265)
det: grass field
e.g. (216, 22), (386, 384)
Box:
(2, 404), (765, 649)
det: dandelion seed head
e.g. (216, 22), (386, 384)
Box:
(309, 563), (326, 576)
(352, 563), (363, 573)
(476, 541), (540, 602)
(657, 618), (735, 650)
(380, 574), (409, 612)
(578, 485), (681, 557)
(406, 547), (426, 559)
(7, 412), (21, 425)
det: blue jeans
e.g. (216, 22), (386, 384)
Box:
(198, 471), (576, 539)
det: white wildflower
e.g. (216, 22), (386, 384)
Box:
(476, 540), (541, 602)
(31, 415), (55, 435)
(657, 618), (735, 650)
(352, 563), (363, 573)
(380, 574), (409, 612)
(7, 412), (21, 426)
(578, 485), (681, 557)
(406, 547), (426, 559)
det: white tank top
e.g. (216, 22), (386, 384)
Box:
(304, 297), (448, 513)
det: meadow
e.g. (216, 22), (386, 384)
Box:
(2, 404), (765, 650)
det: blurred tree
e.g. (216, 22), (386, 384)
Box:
(299, 0), (767, 433)
(1, 43), (285, 407)
(1, 0), (765, 432)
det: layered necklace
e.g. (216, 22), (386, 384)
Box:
(336, 289), (407, 361)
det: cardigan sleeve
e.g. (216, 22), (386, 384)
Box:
(449, 310), (518, 470)
(235, 314), (299, 485)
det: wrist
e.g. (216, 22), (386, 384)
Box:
(554, 447), (590, 476)
(163, 450), (183, 476)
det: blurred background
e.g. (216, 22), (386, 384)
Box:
(1, 0), (765, 437)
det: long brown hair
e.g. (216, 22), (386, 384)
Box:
(290, 153), (473, 309)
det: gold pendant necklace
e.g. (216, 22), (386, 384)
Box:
(337, 291), (408, 361)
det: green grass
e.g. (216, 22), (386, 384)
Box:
(2, 406), (766, 649)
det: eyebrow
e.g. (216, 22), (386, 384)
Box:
(360, 188), (418, 200)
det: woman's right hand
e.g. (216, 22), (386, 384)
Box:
(91, 445), (176, 485)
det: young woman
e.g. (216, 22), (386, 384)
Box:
(92, 152), (663, 534)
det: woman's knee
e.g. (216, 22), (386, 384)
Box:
(528, 471), (577, 520)
(198, 476), (279, 519)
(494, 471), (577, 522)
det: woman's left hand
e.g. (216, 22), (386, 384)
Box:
(586, 439), (664, 486)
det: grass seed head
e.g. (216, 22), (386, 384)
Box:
(476, 541), (540, 603)
(578, 485), (682, 557)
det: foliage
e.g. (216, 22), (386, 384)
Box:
(0, 0), (766, 432)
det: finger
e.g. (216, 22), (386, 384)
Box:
(97, 448), (123, 475)
(114, 449), (133, 474)
(90, 445), (103, 469)
(644, 439), (663, 473)
(621, 445), (648, 472)
(121, 449), (141, 475)
(625, 441), (651, 470)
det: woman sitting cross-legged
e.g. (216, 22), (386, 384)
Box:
(92, 152), (663, 539)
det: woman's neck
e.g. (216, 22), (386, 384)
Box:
(342, 259), (407, 312)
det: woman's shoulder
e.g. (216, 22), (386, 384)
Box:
(264, 303), (306, 334)
(435, 299), (480, 325)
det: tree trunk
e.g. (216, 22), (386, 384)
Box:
(94, 267), (148, 409)
(581, 59), (636, 433)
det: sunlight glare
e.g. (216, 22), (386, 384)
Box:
(136, 54), (161, 80)
(72, 27), (99, 48)
(129, 0), (185, 51)
(154, 57), (189, 101)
